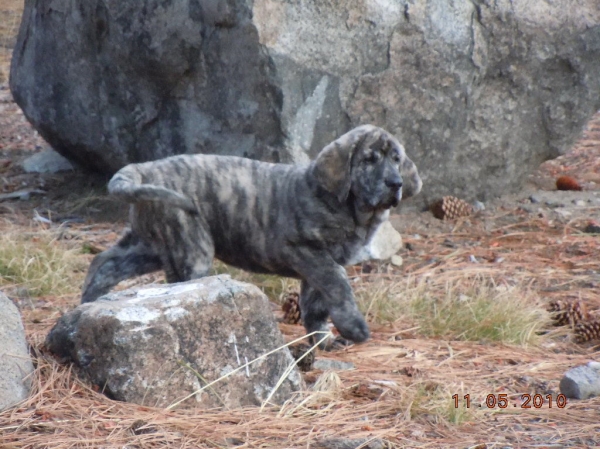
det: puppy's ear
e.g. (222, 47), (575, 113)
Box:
(399, 153), (423, 199)
(385, 134), (422, 200)
(311, 125), (377, 202)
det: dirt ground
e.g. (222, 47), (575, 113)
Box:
(2, 3), (600, 447)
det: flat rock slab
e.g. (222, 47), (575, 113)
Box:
(0, 293), (34, 411)
(313, 359), (356, 372)
(46, 276), (304, 409)
(22, 149), (74, 173)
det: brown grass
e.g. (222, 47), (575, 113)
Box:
(2, 196), (600, 447)
(2, 216), (600, 447)
(0, 0), (22, 83)
(1, 324), (598, 448)
(356, 276), (550, 346)
(0, 222), (89, 296)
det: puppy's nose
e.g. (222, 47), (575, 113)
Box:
(385, 178), (403, 191)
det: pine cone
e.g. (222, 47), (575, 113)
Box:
(547, 299), (589, 327)
(575, 319), (600, 343)
(430, 196), (473, 220)
(556, 175), (582, 191)
(289, 343), (315, 372)
(281, 290), (301, 325)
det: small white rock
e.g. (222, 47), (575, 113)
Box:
(587, 361), (600, 370)
(390, 255), (403, 267)
(472, 201), (485, 212)
(22, 149), (74, 174)
(368, 221), (403, 260)
(313, 359), (355, 371)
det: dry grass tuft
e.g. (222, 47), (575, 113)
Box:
(356, 275), (550, 346)
(0, 223), (88, 296)
(0, 0), (23, 82)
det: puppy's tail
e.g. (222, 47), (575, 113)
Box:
(108, 165), (197, 213)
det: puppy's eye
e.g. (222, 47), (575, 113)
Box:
(391, 153), (401, 164)
(365, 152), (380, 164)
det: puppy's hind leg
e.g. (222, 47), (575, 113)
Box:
(81, 231), (162, 303)
(162, 248), (215, 283)
(160, 221), (215, 284)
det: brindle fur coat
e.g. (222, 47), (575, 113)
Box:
(82, 125), (422, 346)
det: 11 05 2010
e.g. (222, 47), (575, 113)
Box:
(452, 393), (567, 409)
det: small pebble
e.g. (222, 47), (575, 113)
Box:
(472, 201), (485, 212)
(390, 255), (403, 267)
(554, 209), (572, 218)
(313, 359), (355, 371)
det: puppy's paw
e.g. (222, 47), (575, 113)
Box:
(329, 305), (370, 343)
(337, 317), (370, 343)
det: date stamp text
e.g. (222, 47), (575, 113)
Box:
(452, 393), (567, 409)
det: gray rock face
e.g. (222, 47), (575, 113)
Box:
(10, 0), (600, 205)
(0, 293), (34, 411)
(46, 276), (304, 409)
(560, 361), (600, 400)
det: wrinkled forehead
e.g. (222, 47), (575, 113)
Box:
(361, 130), (405, 156)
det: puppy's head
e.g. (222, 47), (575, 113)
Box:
(312, 125), (422, 211)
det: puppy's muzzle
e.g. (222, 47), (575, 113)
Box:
(385, 177), (403, 192)
(384, 175), (403, 207)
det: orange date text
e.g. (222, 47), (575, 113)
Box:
(452, 393), (567, 409)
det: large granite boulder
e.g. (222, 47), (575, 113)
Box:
(10, 0), (600, 204)
(45, 276), (304, 409)
(0, 293), (34, 411)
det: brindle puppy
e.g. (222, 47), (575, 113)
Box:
(82, 125), (422, 346)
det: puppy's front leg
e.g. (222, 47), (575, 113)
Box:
(300, 281), (364, 349)
(291, 250), (370, 345)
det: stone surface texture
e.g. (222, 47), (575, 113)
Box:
(0, 292), (34, 411)
(22, 149), (75, 173)
(559, 361), (600, 400)
(45, 276), (304, 409)
(10, 0), (600, 205)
